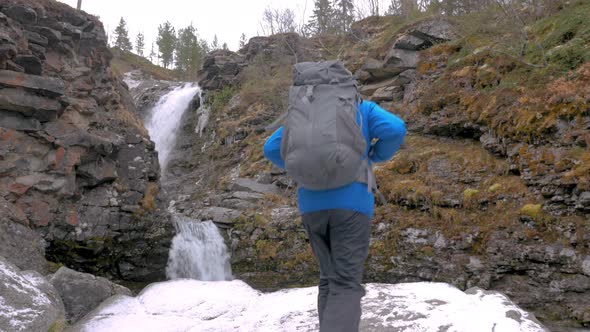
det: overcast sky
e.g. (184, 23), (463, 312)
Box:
(56, 0), (391, 53)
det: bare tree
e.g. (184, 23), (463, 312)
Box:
(77, 0), (82, 10)
(260, 6), (297, 36)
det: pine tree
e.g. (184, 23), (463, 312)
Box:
(113, 17), (133, 52)
(308, 0), (334, 36)
(149, 42), (156, 63)
(334, 0), (355, 34)
(239, 33), (247, 49)
(211, 35), (219, 50)
(135, 32), (145, 56)
(175, 24), (204, 79)
(222, 42), (228, 50)
(157, 21), (176, 69)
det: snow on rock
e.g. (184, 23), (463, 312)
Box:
(71, 279), (548, 332)
(0, 256), (65, 332)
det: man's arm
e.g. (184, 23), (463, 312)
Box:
(263, 127), (285, 169)
(367, 102), (406, 163)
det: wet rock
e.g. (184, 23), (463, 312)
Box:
(0, 69), (65, 97)
(0, 256), (65, 332)
(14, 54), (42, 75)
(49, 266), (132, 323)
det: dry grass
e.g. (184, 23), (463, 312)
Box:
(141, 182), (159, 211)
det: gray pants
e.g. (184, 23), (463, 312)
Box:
(302, 209), (372, 332)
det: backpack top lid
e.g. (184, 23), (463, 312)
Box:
(292, 60), (355, 86)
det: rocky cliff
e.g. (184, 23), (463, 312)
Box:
(0, 0), (172, 282)
(181, 9), (590, 329)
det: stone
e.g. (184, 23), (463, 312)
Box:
(26, 26), (62, 45)
(0, 43), (17, 61)
(384, 48), (419, 69)
(5, 59), (24, 72)
(77, 158), (118, 187)
(0, 256), (65, 332)
(195, 206), (242, 225)
(231, 191), (264, 202)
(231, 178), (280, 195)
(49, 266), (132, 323)
(0, 88), (62, 121)
(409, 18), (458, 43)
(28, 43), (47, 59)
(25, 30), (49, 46)
(0, 109), (42, 130)
(371, 85), (404, 102)
(4, 5), (37, 25)
(394, 33), (429, 50)
(359, 76), (410, 97)
(14, 54), (43, 75)
(0, 70), (65, 97)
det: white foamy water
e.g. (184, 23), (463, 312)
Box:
(166, 215), (232, 281)
(194, 90), (210, 137)
(145, 83), (200, 172)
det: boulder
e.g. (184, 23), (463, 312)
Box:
(0, 256), (65, 332)
(25, 30), (49, 46)
(384, 48), (419, 69)
(409, 18), (458, 43)
(0, 69), (65, 97)
(394, 33), (430, 50)
(49, 266), (132, 323)
(77, 158), (118, 187)
(195, 206), (242, 225)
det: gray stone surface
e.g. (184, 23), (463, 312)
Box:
(0, 88), (62, 121)
(0, 69), (65, 97)
(195, 206), (242, 225)
(0, 210), (48, 274)
(49, 266), (132, 323)
(0, 256), (65, 332)
(232, 178), (281, 195)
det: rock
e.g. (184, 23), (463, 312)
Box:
(14, 54), (43, 75)
(394, 33), (430, 50)
(0, 69), (65, 97)
(0, 204), (49, 273)
(231, 178), (280, 195)
(5, 59), (23, 72)
(0, 88), (62, 121)
(25, 30), (49, 46)
(0, 43), (17, 61)
(49, 266), (132, 323)
(0, 110), (42, 131)
(359, 76), (410, 97)
(0, 256), (65, 332)
(4, 5), (37, 25)
(371, 85), (404, 102)
(195, 206), (242, 225)
(231, 191), (264, 202)
(28, 43), (47, 59)
(77, 158), (118, 187)
(384, 47), (419, 69)
(26, 26), (62, 45)
(409, 18), (458, 43)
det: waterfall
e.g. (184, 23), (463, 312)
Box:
(145, 83), (200, 173)
(194, 90), (210, 137)
(166, 215), (233, 281)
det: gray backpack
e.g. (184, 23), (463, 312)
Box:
(280, 61), (370, 190)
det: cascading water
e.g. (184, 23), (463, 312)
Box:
(145, 83), (200, 173)
(140, 79), (232, 282)
(166, 215), (233, 280)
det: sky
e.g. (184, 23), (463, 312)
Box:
(55, 0), (317, 52)
(56, 0), (393, 54)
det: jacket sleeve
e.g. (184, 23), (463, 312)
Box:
(263, 126), (285, 169)
(367, 102), (406, 163)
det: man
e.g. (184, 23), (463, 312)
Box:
(263, 63), (406, 332)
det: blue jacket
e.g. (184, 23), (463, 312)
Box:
(263, 100), (406, 218)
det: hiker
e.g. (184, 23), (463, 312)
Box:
(263, 61), (406, 332)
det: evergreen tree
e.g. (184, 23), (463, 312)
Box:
(113, 17), (133, 52)
(222, 42), (228, 50)
(212, 35), (220, 50)
(157, 21), (176, 69)
(307, 0), (335, 36)
(175, 23), (204, 79)
(135, 32), (145, 56)
(239, 33), (247, 49)
(149, 42), (156, 63)
(334, 0), (355, 33)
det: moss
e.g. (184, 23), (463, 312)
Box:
(48, 319), (66, 332)
(463, 188), (480, 200)
(140, 182), (159, 211)
(488, 183), (502, 192)
(520, 204), (543, 220)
